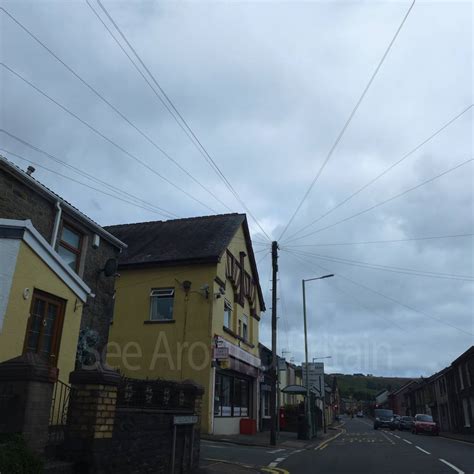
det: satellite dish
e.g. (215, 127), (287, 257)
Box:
(102, 258), (118, 277)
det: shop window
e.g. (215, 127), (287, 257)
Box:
(214, 373), (250, 417)
(150, 288), (175, 320)
(224, 299), (232, 329)
(57, 223), (82, 271)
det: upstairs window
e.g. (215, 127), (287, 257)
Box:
(57, 224), (82, 271)
(241, 314), (249, 341)
(150, 288), (175, 321)
(224, 299), (232, 329)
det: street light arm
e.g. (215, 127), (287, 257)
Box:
(303, 274), (334, 282)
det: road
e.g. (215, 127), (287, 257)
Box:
(201, 417), (474, 473)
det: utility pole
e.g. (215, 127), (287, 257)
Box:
(270, 241), (278, 446)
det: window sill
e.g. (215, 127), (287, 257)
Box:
(144, 320), (176, 324)
(222, 326), (254, 348)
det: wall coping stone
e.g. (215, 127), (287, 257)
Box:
(0, 353), (57, 383)
(69, 364), (121, 386)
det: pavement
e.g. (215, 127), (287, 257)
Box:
(198, 424), (343, 473)
(201, 427), (337, 449)
(198, 416), (474, 473)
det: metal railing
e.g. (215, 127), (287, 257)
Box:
(48, 379), (73, 445)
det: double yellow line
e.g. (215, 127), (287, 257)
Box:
(314, 426), (346, 451)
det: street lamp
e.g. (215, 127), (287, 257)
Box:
(302, 274), (334, 439)
(312, 356), (332, 362)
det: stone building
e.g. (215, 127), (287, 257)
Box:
(0, 155), (126, 366)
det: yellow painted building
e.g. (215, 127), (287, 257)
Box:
(106, 214), (265, 435)
(0, 219), (91, 380)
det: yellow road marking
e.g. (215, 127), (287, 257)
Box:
(314, 428), (344, 450)
(261, 469), (290, 474)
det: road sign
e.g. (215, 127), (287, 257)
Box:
(173, 415), (198, 425)
(213, 347), (229, 360)
(302, 362), (324, 395)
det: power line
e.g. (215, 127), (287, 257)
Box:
(282, 248), (473, 337)
(1, 130), (179, 218)
(88, 0), (272, 241)
(285, 250), (409, 333)
(1, 62), (219, 213)
(278, 0), (416, 241)
(282, 233), (474, 248)
(1, 149), (174, 217)
(285, 157), (473, 243)
(283, 104), (473, 243)
(0, 6), (232, 213)
(256, 250), (271, 266)
(286, 248), (474, 282)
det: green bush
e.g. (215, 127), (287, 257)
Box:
(0, 434), (43, 474)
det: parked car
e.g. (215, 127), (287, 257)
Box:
(412, 414), (439, 435)
(374, 409), (394, 430)
(389, 415), (401, 430)
(356, 411), (364, 418)
(398, 416), (414, 431)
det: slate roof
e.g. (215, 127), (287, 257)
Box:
(0, 154), (126, 249)
(105, 213), (265, 310)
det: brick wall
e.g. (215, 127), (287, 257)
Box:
(65, 369), (204, 473)
(0, 166), (121, 362)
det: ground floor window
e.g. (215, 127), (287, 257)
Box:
(214, 372), (251, 417)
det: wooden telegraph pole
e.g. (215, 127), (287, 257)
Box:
(270, 241), (278, 446)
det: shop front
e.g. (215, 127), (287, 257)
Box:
(212, 336), (260, 435)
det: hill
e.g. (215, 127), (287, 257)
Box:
(328, 374), (413, 401)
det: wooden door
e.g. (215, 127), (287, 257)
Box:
(24, 290), (66, 366)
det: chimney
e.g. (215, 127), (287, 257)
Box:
(26, 165), (35, 176)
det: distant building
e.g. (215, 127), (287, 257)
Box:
(375, 389), (389, 407)
(404, 346), (473, 434)
(388, 380), (417, 415)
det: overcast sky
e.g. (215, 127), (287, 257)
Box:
(1, 0), (472, 377)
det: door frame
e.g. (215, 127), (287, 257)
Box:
(23, 289), (67, 366)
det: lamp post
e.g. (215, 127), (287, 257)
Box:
(302, 274), (334, 439)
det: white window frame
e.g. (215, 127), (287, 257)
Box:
(149, 288), (175, 321)
(241, 314), (249, 341)
(224, 299), (232, 329)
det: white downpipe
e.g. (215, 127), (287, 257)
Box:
(51, 201), (62, 248)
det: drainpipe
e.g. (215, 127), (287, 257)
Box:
(51, 201), (62, 248)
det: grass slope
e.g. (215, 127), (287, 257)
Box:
(329, 374), (413, 401)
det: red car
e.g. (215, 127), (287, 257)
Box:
(412, 414), (439, 435)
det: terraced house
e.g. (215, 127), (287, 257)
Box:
(106, 214), (265, 435)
